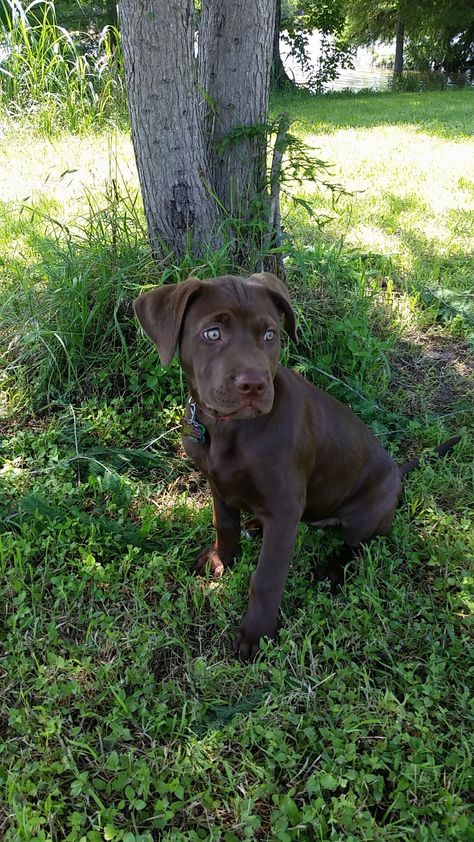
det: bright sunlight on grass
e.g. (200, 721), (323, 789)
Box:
(1, 88), (473, 840)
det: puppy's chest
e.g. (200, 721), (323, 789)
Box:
(184, 436), (261, 508)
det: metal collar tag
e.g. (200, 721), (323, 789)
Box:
(181, 397), (206, 444)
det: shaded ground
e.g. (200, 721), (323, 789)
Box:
(390, 329), (473, 417)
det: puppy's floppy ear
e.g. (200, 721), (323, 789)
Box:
(133, 276), (202, 366)
(249, 272), (297, 343)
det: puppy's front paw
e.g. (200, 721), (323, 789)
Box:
(196, 544), (227, 577)
(233, 610), (278, 661)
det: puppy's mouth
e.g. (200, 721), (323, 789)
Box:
(202, 397), (272, 421)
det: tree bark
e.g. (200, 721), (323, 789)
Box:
(105, 0), (119, 55)
(105, 0), (118, 28)
(119, 0), (219, 257)
(198, 0), (276, 218)
(394, 12), (405, 75)
(271, 0), (295, 89)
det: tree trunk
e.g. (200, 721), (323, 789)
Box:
(105, 1), (119, 55)
(198, 0), (276, 218)
(119, 0), (219, 257)
(394, 12), (405, 75)
(271, 0), (295, 90)
(106, 0), (118, 28)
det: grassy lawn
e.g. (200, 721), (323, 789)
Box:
(1, 89), (473, 841)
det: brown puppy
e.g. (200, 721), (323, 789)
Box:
(134, 273), (450, 659)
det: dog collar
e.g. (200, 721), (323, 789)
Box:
(181, 397), (207, 444)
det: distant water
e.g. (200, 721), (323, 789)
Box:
(280, 31), (473, 92)
(326, 65), (393, 93)
(281, 32), (393, 92)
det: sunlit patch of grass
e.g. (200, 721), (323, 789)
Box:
(293, 124), (473, 280)
(0, 123), (138, 217)
(272, 88), (474, 138)
(272, 96), (474, 354)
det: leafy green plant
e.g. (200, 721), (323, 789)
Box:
(212, 113), (350, 269)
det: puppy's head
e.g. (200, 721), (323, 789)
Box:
(134, 273), (297, 420)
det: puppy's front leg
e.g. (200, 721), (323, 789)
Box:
(196, 486), (241, 578)
(234, 508), (301, 660)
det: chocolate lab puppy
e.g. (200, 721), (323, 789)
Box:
(134, 273), (458, 659)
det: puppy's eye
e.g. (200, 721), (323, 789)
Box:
(264, 328), (276, 341)
(203, 327), (221, 341)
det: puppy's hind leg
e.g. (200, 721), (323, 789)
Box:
(316, 543), (359, 593)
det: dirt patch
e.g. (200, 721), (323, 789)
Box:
(389, 327), (473, 416)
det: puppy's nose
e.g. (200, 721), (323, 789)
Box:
(235, 371), (266, 398)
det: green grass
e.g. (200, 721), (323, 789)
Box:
(272, 89), (474, 333)
(272, 88), (474, 138)
(1, 88), (473, 840)
(0, 1), (126, 135)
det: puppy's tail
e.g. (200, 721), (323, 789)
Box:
(400, 435), (461, 477)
